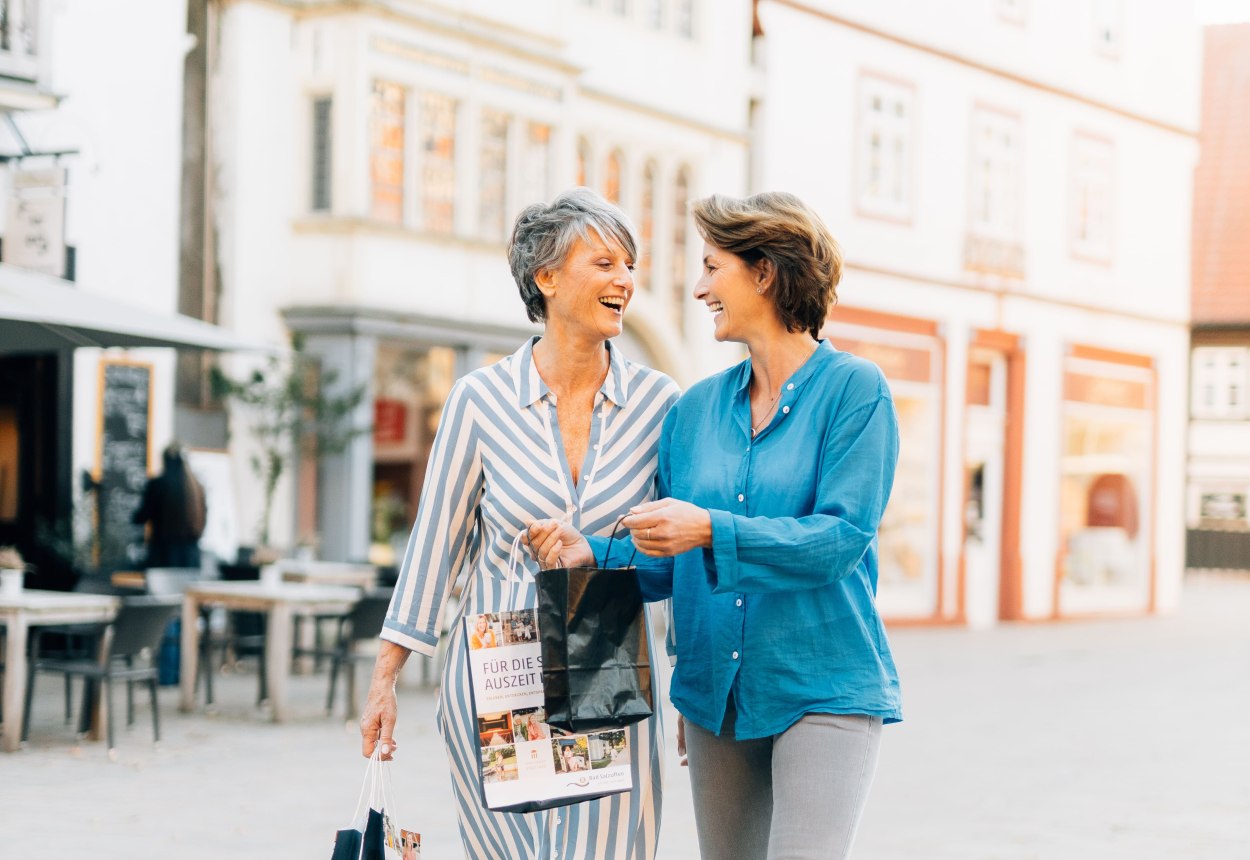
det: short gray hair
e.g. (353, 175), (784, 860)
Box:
(508, 187), (639, 323)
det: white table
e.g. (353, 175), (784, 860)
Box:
(0, 590), (121, 752)
(272, 560), (378, 589)
(179, 581), (359, 722)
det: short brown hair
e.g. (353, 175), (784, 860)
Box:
(691, 192), (842, 339)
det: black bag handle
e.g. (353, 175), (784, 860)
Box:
(603, 513), (640, 569)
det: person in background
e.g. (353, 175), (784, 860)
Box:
(531, 191), (901, 860)
(359, 188), (679, 859)
(133, 442), (207, 568)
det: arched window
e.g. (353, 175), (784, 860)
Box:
(576, 138), (592, 187)
(638, 161), (657, 291)
(672, 167), (690, 329)
(604, 149), (623, 204)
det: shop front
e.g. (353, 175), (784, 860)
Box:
(0, 264), (264, 586)
(824, 307), (946, 622)
(1055, 345), (1156, 616)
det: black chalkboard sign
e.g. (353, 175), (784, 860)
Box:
(97, 361), (151, 571)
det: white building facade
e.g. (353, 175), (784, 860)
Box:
(206, 0), (753, 562)
(753, 0), (1198, 623)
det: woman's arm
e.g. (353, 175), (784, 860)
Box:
(360, 379), (485, 757)
(360, 640), (410, 760)
(379, 379), (485, 655)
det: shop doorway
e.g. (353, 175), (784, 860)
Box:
(0, 353), (73, 588)
(963, 350), (1007, 628)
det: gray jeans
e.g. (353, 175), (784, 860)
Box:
(684, 699), (883, 860)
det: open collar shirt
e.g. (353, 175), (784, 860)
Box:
(592, 340), (903, 739)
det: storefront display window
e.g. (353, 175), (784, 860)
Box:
(370, 345), (457, 564)
(1058, 353), (1153, 613)
(827, 323), (943, 618)
(370, 80), (406, 223)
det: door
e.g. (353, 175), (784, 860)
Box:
(963, 351), (1006, 628)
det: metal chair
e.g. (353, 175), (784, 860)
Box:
(145, 566), (267, 705)
(21, 576), (129, 726)
(297, 588), (392, 716)
(22, 596), (182, 753)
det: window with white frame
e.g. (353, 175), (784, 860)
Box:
(1192, 347), (1250, 419)
(369, 81), (406, 224)
(857, 74), (914, 221)
(638, 161), (657, 291)
(603, 150), (623, 204)
(310, 96), (333, 212)
(478, 108), (510, 241)
(672, 167), (690, 330)
(0, 0), (38, 80)
(576, 137), (592, 187)
(418, 91), (457, 234)
(969, 108), (1022, 241)
(1092, 0), (1123, 58)
(1070, 133), (1113, 262)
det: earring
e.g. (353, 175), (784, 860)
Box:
(756, 287), (765, 295)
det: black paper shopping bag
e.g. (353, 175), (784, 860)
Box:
(535, 519), (653, 734)
(331, 745), (420, 858)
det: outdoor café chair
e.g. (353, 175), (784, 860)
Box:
(21, 595), (182, 753)
(17, 576), (129, 726)
(145, 566), (267, 706)
(294, 587), (392, 716)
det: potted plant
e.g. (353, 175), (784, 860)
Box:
(0, 545), (26, 595)
(211, 335), (368, 555)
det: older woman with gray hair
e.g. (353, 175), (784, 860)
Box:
(360, 188), (679, 859)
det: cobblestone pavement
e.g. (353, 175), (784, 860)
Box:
(3, 574), (1247, 858)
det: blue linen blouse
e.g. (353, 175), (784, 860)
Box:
(591, 340), (903, 740)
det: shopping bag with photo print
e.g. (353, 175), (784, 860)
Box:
(535, 517), (654, 733)
(462, 532), (637, 813)
(330, 744), (421, 859)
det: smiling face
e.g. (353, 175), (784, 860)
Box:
(536, 232), (634, 343)
(693, 241), (773, 344)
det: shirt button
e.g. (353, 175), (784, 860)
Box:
(782, 406), (790, 414)
(731, 650), (740, 660)
(735, 598), (743, 607)
(737, 493), (744, 502)
(593, 443), (600, 450)
(786, 383), (794, 390)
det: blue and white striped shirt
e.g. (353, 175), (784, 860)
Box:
(382, 336), (679, 859)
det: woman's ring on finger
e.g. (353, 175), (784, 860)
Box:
(646, 527), (652, 540)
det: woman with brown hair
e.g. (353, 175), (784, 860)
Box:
(531, 191), (901, 860)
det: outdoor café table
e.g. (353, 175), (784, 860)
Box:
(273, 560), (378, 589)
(0, 590), (121, 752)
(178, 581), (360, 722)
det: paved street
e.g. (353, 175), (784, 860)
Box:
(3, 574), (1247, 858)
